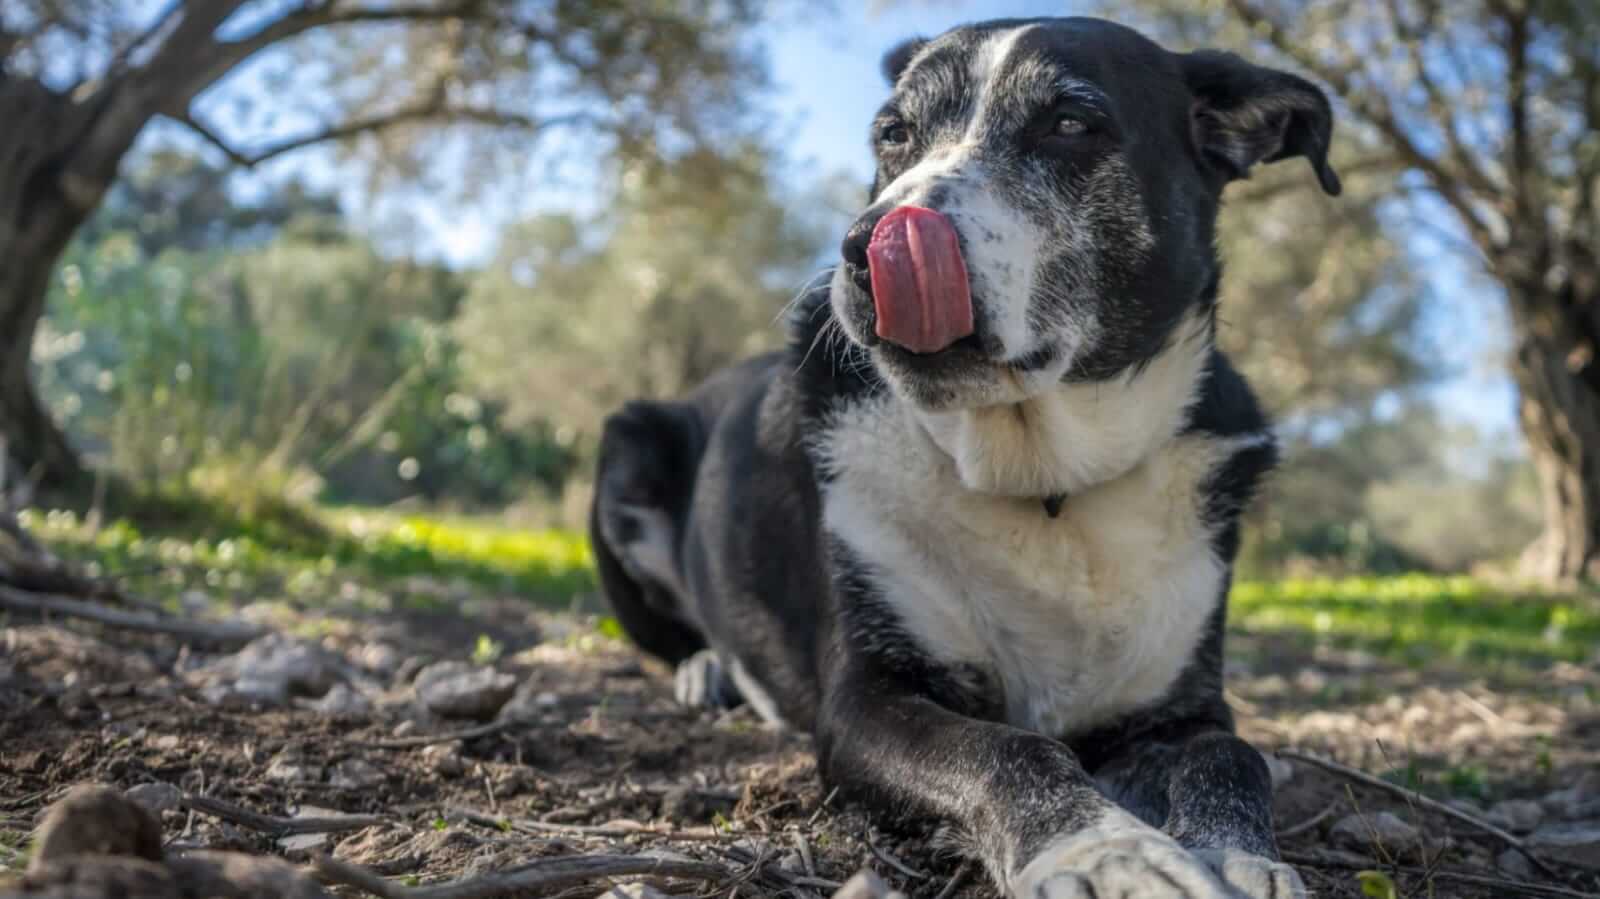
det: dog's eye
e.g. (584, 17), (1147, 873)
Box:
(1053, 114), (1088, 137)
(878, 122), (911, 147)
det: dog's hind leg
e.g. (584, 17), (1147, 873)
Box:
(1094, 732), (1305, 898)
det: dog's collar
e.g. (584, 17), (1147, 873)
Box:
(1042, 493), (1066, 518)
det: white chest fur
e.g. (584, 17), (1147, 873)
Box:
(818, 394), (1256, 737)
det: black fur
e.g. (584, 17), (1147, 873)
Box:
(591, 17), (1335, 898)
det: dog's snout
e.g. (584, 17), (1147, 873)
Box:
(840, 212), (883, 292)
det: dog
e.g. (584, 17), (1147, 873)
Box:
(590, 16), (1341, 899)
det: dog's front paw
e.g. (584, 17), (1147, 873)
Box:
(1014, 816), (1239, 899)
(673, 649), (737, 709)
(1194, 850), (1305, 899)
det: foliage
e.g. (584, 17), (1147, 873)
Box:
(33, 179), (573, 509)
(454, 144), (838, 445)
(1232, 574), (1600, 664)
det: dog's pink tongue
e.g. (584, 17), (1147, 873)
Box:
(867, 206), (973, 354)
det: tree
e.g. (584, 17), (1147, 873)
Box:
(1113, 0), (1600, 583)
(454, 145), (838, 445)
(0, 0), (781, 490)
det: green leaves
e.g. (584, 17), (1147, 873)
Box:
(1356, 869), (1398, 899)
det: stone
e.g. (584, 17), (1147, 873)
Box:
(307, 683), (372, 717)
(1330, 811), (1424, 855)
(124, 782), (183, 816)
(413, 661), (516, 720)
(330, 759), (386, 791)
(1527, 821), (1600, 871)
(354, 642), (403, 675)
(422, 741), (466, 777)
(833, 869), (892, 899)
(1497, 848), (1536, 879)
(28, 784), (165, 872)
(264, 753), (322, 784)
(497, 681), (562, 722)
(1486, 799), (1544, 834)
(1261, 752), (1294, 791)
(604, 884), (672, 899)
(1542, 772), (1600, 820)
(196, 634), (341, 706)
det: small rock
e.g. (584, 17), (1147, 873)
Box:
(308, 683), (372, 717)
(196, 634), (341, 706)
(833, 869), (892, 899)
(124, 782), (183, 816)
(497, 682), (563, 722)
(1486, 799), (1545, 834)
(264, 753), (323, 784)
(28, 784), (165, 872)
(330, 759), (386, 791)
(179, 589), (213, 614)
(1542, 772), (1600, 820)
(277, 831), (331, 855)
(422, 741), (466, 777)
(391, 720), (418, 738)
(604, 884), (671, 899)
(1527, 821), (1600, 871)
(393, 655), (430, 685)
(1331, 811), (1423, 855)
(354, 642), (403, 675)
(1497, 848), (1536, 879)
(1260, 752), (1294, 791)
(414, 661), (516, 720)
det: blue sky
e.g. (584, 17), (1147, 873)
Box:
(159, 1), (1519, 442)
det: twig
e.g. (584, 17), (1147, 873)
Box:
(313, 853), (409, 899)
(450, 806), (736, 842)
(866, 833), (929, 880)
(0, 584), (263, 647)
(361, 720), (523, 749)
(411, 854), (737, 899)
(793, 833), (816, 878)
(933, 861), (973, 899)
(1282, 850), (1597, 899)
(807, 788), (839, 828)
(1277, 749), (1565, 880)
(1275, 801), (1338, 840)
(181, 793), (384, 836)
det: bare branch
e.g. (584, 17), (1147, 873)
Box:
(1222, 0), (1500, 251)
(164, 101), (573, 169)
(0, 584), (264, 647)
(105, 0), (185, 76)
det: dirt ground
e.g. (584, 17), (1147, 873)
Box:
(2, 591), (1598, 898)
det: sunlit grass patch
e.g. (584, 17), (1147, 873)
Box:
(1231, 574), (1600, 664)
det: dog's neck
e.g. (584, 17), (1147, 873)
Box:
(910, 314), (1213, 500)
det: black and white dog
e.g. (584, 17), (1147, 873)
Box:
(591, 17), (1341, 899)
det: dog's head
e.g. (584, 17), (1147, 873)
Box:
(829, 17), (1340, 410)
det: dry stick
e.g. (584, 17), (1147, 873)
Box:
(1276, 748), (1566, 881)
(361, 720), (522, 750)
(313, 853), (409, 899)
(411, 855), (739, 899)
(449, 806), (735, 843)
(865, 833), (930, 880)
(1275, 801), (1339, 841)
(1280, 850), (1599, 899)
(933, 861), (973, 899)
(0, 584), (263, 647)
(181, 793), (384, 836)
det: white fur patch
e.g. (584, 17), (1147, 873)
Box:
(817, 325), (1263, 737)
(918, 310), (1213, 496)
(1013, 811), (1236, 899)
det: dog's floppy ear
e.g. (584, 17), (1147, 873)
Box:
(882, 36), (928, 85)
(1180, 50), (1342, 196)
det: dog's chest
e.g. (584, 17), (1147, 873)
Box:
(818, 400), (1232, 737)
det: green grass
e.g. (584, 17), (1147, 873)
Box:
(21, 501), (595, 610)
(1231, 573), (1600, 664)
(21, 490), (1599, 666)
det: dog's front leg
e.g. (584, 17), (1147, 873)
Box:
(1095, 732), (1305, 899)
(817, 685), (1240, 899)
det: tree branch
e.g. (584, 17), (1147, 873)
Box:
(1222, 0), (1500, 252)
(165, 101), (574, 169)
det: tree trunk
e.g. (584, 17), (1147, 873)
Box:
(1505, 270), (1600, 585)
(0, 76), (148, 491)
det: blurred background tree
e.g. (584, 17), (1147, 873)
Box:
(0, 0), (1568, 582)
(1104, 0), (1600, 582)
(0, 0), (784, 490)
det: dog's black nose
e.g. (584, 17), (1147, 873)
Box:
(840, 212), (881, 292)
